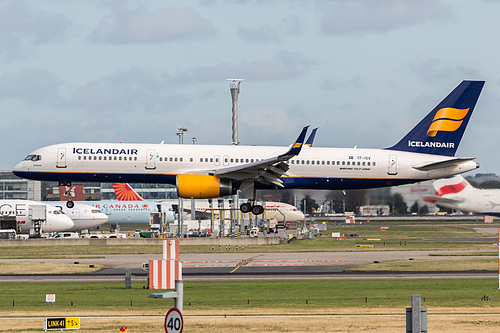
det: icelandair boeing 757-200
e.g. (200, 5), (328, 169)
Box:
(13, 81), (484, 215)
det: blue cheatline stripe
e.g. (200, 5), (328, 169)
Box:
(13, 171), (420, 190)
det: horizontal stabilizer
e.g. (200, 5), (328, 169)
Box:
(424, 195), (463, 205)
(412, 158), (475, 171)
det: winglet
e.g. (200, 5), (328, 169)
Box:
(305, 127), (318, 147)
(279, 126), (309, 159)
(112, 183), (144, 201)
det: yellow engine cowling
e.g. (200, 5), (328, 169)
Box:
(176, 174), (234, 199)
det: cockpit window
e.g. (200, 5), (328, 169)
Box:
(24, 155), (41, 161)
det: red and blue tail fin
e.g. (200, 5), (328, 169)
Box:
(112, 183), (144, 201)
(386, 80), (484, 156)
(433, 175), (472, 196)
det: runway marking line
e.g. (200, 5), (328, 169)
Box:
(230, 257), (253, 273)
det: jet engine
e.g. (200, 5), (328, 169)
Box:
(176, 174), (235, 199)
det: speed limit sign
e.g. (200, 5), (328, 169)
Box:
(164, 308), (183, 333)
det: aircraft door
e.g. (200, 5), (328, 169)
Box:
(56, 148), (67, 168)
(388, 155), (398, 175)
(146, 150), (156, 170)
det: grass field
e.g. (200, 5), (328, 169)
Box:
(2, 279), (500, 332)
(0, 221), (497, 259)
(1, 279), (499, 313)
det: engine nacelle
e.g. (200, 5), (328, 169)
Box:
(177, 174), (235, 199)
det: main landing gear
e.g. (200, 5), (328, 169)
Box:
(240, 202), (264, 215)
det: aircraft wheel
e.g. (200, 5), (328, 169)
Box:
(251, 205), (264, 215)
(240, 203), (252, 213)
(66, 201), (75, 209)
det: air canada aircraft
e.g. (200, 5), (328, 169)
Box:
(13, 81), (484, 215)
(425, 175), (500, 217)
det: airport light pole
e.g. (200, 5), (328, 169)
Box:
(176, 127), (187, 144)
(191, 137), (197, 144)
(176, 128), (187, 238)
(226, 79), (244, 232)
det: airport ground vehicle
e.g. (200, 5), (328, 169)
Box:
(49, 232), (80, 239)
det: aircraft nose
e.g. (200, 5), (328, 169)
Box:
(99, 213), (109, 223)
(65, 216), (75, 230)
(167, 211), (175, 223)
(13, 161), (26, 172)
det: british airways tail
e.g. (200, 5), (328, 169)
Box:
(432, 175), (473, 196)
(386, 80), (484, 156)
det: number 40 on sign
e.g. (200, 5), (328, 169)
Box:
(164, 308), (183, 333)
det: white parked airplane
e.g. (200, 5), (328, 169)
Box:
(46, 201), (109, 231)
(111, 183), (305, 223)
(425, 175), (500, 216)
(65, 200), (175, 225)
(0, 200), (74, 235)
(13, 81), (484, 215)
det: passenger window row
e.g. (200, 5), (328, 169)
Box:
(78, 156), (138, 161)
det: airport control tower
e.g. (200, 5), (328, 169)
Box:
(226, 79), (244, 145)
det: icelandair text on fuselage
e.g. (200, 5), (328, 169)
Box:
(408, 141), (454, 149)
(73, 148), (138, 155)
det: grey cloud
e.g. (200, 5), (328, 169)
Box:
(238, 16), (303, 43)
(90, 7), (215, 44)
(238, 24), (281, 43)
(71, 67), (189, 114)
(323, 77), (366, 91)
(173, 52), (311, 83)
(0, 2), (72, 60)
(0, 68), (65, 106)
(320, 0), (452, 35)
(408, 59), (480, 83)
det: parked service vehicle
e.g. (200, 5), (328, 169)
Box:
(49, 232), (80, 239)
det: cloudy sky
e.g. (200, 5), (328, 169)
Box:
(1, 0), (500, 175)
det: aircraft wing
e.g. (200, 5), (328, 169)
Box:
(181, 126), (309, 198)
(412, 158), (476, 171)
(214, 126), (308, 183)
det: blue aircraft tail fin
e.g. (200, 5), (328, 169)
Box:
(385, 80), (484, 156)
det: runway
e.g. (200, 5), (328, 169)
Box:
(0, 250), (496, 282)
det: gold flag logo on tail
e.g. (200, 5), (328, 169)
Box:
(293, 142), (302, 149)
(426, 107), (469, 137)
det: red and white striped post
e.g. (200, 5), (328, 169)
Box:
(149, 239), (182, 290)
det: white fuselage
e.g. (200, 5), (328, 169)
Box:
(48, 201), (109, 231)
(13, 143), (479, 192)
(433, 189), (500, 216)
(84, 200), (175, 225)
(169, 200), (305, 222)
(0, 200), (74, 234)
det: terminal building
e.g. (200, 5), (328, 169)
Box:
(0, 171), (42, 201)
(0, 171), (176, 202)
